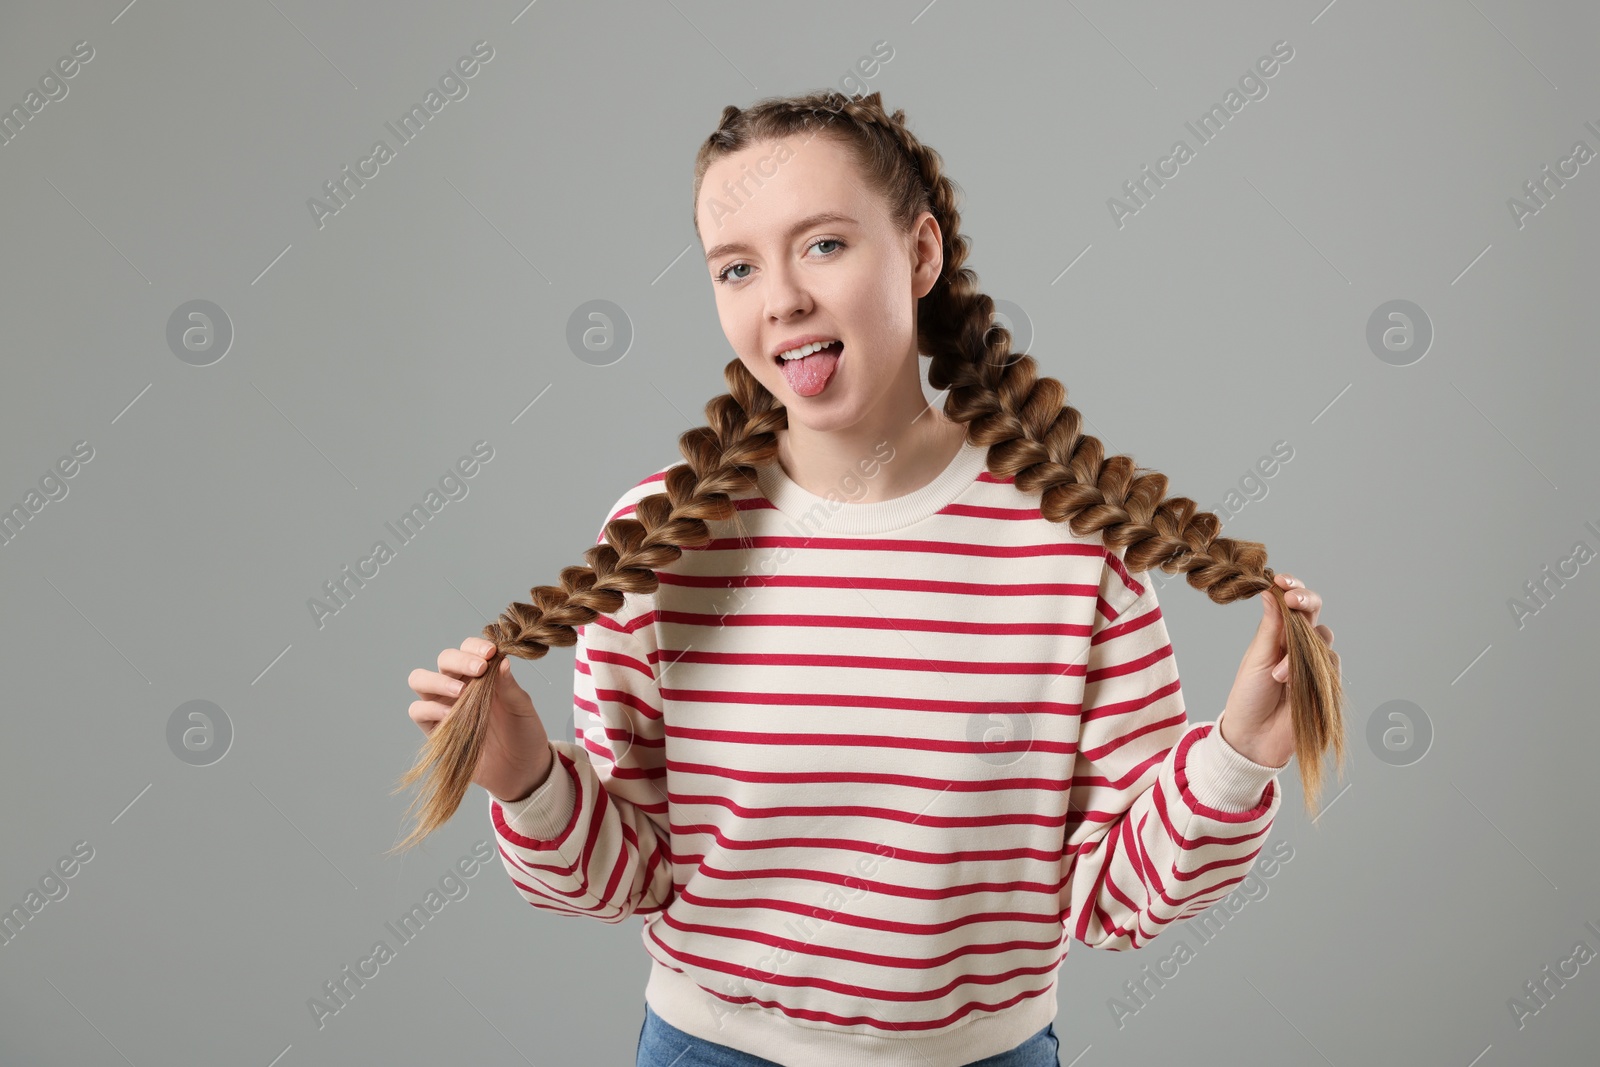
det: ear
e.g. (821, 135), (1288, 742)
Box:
(911, 212), (943, 298)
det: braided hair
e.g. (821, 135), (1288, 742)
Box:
(388, 90), (1345, 854)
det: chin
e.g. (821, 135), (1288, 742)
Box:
(782, 402), (868, 434)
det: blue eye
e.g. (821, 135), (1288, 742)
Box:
(715, 237), (846, 285)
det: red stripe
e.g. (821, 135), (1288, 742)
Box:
(657, 913), (1063, 969)
(659, 647), (1088, 677)
(659, 689), (1079, 716)
(937, 503), (1045, 520)
(657, 610), (1091, 638)
(691, 536), (1104, 558)
(666, 790), (1068, 830)
(656, 570), (1101, 599)
(661, 760), (1077, 792)
(1103, 549), (1146, 598)
(677, 886), (1060, 934)
(664, 724), (1079, 756)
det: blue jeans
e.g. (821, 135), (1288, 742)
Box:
(636, 1003), (1061, 1066)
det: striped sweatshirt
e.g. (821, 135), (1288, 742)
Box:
(487, 437), (1287, 1067)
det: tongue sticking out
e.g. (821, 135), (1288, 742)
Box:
(779, 343), (842, 397)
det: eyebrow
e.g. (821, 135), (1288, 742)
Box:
(702, 211), (859, 263)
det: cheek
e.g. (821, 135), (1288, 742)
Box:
(716, 305), (758, 363)
(853, 299), (906, 357)
(735, 347), (775, 387)
(854, 277), (909, 335)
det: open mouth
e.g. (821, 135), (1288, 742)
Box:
(775, 341), (843, 397)
(773, 339), (842, 364)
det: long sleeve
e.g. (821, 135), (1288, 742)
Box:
(486, 473), (678, 922)
(1061, 553), (1285, 950)
(487, 598), (674, 922)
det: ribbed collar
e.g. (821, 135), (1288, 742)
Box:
(754, 438), (989, 535)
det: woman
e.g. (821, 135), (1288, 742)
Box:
(400, 90), (1341, 1067)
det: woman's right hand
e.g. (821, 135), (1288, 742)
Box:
(407, 637), (555, 803)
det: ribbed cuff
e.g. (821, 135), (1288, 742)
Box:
(490, 742), (576, 841)
(1183, 710), (1288, 813)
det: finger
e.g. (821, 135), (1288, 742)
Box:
(1284, 585), (1320, 629)
(410, 667), (468, 700)
(1271, 654), (1289, 682)
(438, 647), (490, 681)
(408, 698), (454, 735)
(1275, 573), (1297, 589)
(1284, 586), (1320, 613)
(463, 636), (497, 658)
(1314, 624), (1334, 646)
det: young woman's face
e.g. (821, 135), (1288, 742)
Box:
(696, 135), (941, 433)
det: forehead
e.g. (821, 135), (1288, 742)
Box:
(696, 135), (869, 249)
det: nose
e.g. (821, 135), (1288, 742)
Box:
(763, 259), (813, 322)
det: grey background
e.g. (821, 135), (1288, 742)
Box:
(2, 0), (1596, 1064)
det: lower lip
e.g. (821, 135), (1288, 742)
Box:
(775, 344), (843, 397)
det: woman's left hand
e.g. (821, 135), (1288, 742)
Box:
(1218, 572), (1336, 768)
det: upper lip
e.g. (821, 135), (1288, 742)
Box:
(770, 335), (841, 361)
